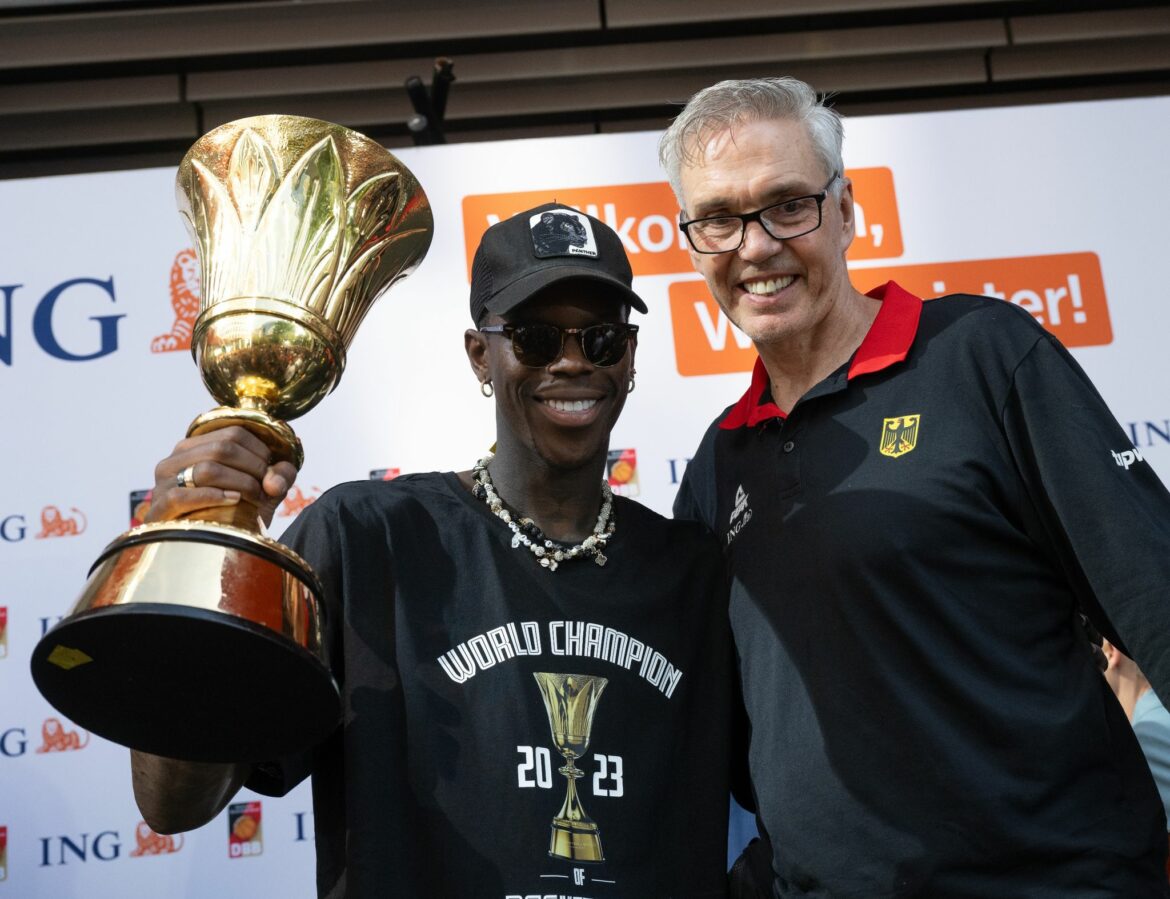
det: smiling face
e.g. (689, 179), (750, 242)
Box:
(466, 280), (635, 473)
(679, 116), (857, 350)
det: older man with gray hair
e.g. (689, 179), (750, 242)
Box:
(664, 76), (1170, 896)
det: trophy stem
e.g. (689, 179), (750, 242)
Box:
(188, 406), (304, 470)
(550, 754), (604, 863)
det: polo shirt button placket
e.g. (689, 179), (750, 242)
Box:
(782, 440), (795, 454)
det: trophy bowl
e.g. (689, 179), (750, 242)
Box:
(30, 115), (432, 763)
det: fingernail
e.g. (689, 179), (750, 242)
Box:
(222, 490), (242, 503)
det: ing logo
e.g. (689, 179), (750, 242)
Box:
(34, 506), (86, 539)
(151, 248), (200, 353)
(369, 468), (401, 481)
(879, 415), (921, 459)
(35, 718), (90, 753)
(129, 821), (183, 857)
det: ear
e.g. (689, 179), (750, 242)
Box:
(465, 328), (491, 385)
(835, 176), (857, 252)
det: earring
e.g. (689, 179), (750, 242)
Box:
(480, 379), (494, 397)
(627, 368), (636, 394)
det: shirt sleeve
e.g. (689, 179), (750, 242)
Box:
(1132, 691), (1170, 826)
(1002, 332), (1170, 701)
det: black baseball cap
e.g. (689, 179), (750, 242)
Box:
(469, 202), (648, 323)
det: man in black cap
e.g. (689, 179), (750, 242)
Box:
(129, 203), (737, 899)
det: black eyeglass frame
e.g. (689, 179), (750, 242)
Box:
(678, 173), (840, 254)
(479, 322), (639, 368)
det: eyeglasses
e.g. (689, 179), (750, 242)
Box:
(678, 174), (839, 254)
(479, 322), (639, 368)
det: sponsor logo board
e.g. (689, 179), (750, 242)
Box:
(228, 801), (262, 858)
(606, 449), (639, 497)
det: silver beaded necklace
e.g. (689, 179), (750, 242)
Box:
(471, 452), (614, 571)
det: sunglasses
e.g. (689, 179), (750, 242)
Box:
(479, 322), (638, 368)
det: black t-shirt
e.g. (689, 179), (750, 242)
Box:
(676, 287), (1170, 897)
(250, 471), (734, 898)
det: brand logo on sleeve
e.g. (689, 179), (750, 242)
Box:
(726, 485), (754, 545)
(879, 415), (921, 458)
(1111, 446), (1145, 470)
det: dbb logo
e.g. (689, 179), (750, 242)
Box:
(228, 801), (263, 858)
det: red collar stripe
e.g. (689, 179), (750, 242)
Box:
(719, 280), (923, 430)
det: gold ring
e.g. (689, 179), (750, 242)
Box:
(177, 465), (197, 489)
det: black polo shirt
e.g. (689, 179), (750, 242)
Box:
(676, 282), (1170, 897)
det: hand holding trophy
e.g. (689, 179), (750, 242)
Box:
(31, 115), (432, 762)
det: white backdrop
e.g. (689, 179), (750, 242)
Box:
(2, 95), (1169, 897)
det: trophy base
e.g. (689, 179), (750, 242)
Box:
(549, 819), (604, 863)
(29, 521), (340, 763)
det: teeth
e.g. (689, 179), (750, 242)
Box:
(546, 399), (597, 413)
(744, 275), (795, 295)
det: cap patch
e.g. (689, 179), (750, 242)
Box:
(529, 209), (598, 259)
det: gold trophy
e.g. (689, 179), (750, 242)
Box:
(533, 672), (609, 862)
(30, 115), (432, 763)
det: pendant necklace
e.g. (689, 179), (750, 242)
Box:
(471, 452), (614, 571)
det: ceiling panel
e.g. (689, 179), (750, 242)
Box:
(0, 0), (1166, 180)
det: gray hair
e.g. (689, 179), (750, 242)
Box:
(658, 76), (844, 207)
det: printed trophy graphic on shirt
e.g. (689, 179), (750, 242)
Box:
(30, 114), (432, 762)
(534, 672), (609, 862)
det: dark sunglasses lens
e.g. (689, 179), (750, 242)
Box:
(511, 324), (562, 366)
(581, 325), (628, 367)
